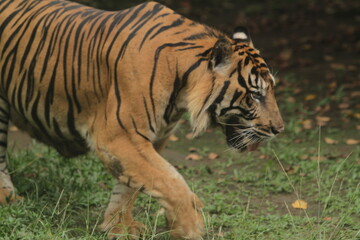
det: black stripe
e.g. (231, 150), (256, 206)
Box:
(230, 90), (243, 106)
(119, 4), (163, 58)
(183, 33), (209, 41)
(150, 17), (184, 40)
(139, 22), (162, 50)
(131, 118), (150, 141)
(143, 97), (155, 133)
(105, 3), (149, 68)
(31, 92), (52, 139)
(208, 81), (231, 114)
(164, 74), (181, 124)
(175, 46), (204, 52)
(149, 42), (195, 123)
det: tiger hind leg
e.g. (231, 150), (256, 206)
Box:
(99, 183), (145, 240)
(0, 97), (21, 204)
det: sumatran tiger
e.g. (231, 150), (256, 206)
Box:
(0, 0), (284, 239)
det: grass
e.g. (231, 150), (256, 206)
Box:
(1, 72), (359, 239)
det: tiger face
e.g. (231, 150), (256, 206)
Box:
(205, 28), (284, 152)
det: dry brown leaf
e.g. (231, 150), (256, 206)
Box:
(208, 152), (219, 160)
(323, 216), (332, 221)
(287, 96), (296, 103)
(310, 156), (326, 161)
(9, 126), (18, 131)
(301, 119), (313, 129)
(323, 55), (334, 61)
(324, 137), (338, 145)
(178, 119), (186, 124)
(316, 116), (331, 126)
(338, 103), (349, 109)
(345, 139), (359, 145)
(293, 88), (302, 94)
(168, 135), (179, 142)
(188, 147), (198, 152)
(185, 153), (202, 161)
(350, 91), (360, 98)
(185, 133), (194, 139)
(279, 49), (292, 61)
(330, 63), (346, 70)
(316, 116), (330, 122)
(291, 199), (308, 209)
(305, 94), (316, 101)
(347, 65), (357, 71)
(355, 113), (360, 119)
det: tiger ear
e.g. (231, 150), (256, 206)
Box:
(209, 37), (233, 72)
(232, 26), (254, 48)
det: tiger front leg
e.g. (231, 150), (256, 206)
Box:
(97, 139), (204, 240)
(99, 183), (145, 240)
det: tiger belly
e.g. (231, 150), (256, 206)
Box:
(10, 108), (88, 158)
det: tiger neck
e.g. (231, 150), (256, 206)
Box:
(172, 45), (216, 136)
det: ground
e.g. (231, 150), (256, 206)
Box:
(1, 0), (359, 239)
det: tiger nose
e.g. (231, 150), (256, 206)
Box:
(270, 125), (284, 135)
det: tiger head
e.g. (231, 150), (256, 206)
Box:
(189, 27), (284, 152)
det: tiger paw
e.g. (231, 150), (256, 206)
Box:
(104, 221), (145, 240)
(0, 188), (23, 204)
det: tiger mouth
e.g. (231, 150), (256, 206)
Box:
(224, 125), (271, 152)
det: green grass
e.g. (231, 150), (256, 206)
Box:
(1, 72), (359, 239)
(1, 124), (359, 239)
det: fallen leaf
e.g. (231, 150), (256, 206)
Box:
(323, 216), (332, 221)
(300, 155), (309, 160)
(305, 94), (316, 101)
(301, 119), (313, 129)
(9, 126), (18, 131)
(292, 199), (308, 209)
(188, 147), (198, 152)
(350, 91), (360, 98)
(208, 152), (219, 160)
(168, 135), (179, 142)
(316, 116), (331, 126)
(323, 55), (334, 61)
(259, 154), (268, 159)
(186, 133), (194, 139)
(279, 49), (292, 61)
(347, 65), (357, 71)
(324, 137), (338, 145)
(345, 139), (359, 145)
(185, 153), (202, 161)
(206, 128), (214, 133)
(330, 63), (346, 70)
(178, 119), (186, 124)
(338, 103), (349, 109)
(287, 96), (296, 103)
(310, 156), (326, 161)
(285, 165), (299, 174)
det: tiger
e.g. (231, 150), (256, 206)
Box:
(0, 0), (284, 239)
